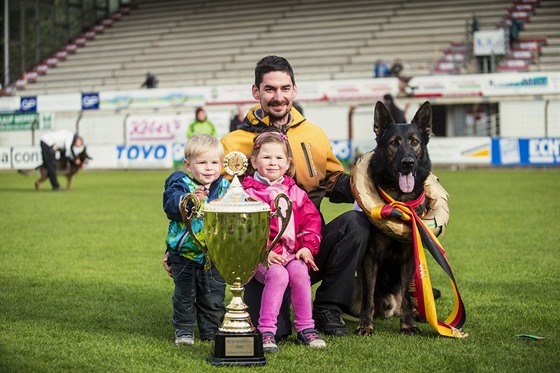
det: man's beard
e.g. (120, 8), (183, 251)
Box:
(267, 100), (291, 123)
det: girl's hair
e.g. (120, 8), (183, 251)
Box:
(184, 134), (223, 160)
(248, 130), (295, 177)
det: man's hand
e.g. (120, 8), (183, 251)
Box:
(371, 204), (411, 221)
(296, 247), (318, 271)
(163, 252), (173, 277)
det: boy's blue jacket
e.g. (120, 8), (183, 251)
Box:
(163, 170), (230, 264)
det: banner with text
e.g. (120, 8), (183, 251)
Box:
(0, 113), (54, 131)
(491, 137), (560, 166)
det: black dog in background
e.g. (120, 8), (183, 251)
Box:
(354, 101), (433, 336)
(19, 149), (91, 191)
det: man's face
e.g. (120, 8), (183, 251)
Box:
(252, 71), (297, 124)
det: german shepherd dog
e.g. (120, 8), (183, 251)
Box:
(354, 101), (433, 336)
(19, 149), (92, 191)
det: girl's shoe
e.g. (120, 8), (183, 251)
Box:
(297, 328), (326, 348)
(261, 332), (279, 352)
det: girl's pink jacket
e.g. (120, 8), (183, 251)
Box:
(242, 175), (322, 261)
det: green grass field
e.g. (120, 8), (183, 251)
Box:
(1, 168), (559, 372)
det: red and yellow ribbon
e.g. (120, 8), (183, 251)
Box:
(375, 187), (467, 338)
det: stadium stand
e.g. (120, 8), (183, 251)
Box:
(17, 0), (560, 96)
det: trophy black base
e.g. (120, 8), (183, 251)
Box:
(210, 330), (266, 367)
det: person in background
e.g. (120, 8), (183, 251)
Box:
(373, 59), (389, 78)
(229, 104), (245, 132)
(219, 55), (371, 339)
(509, 16), (522, 48)
(292, 101), (304, 115)
(242, 131), (326, 352)
(389, 58), (404, 77)
(141, 72), (158, 88)
(187, 107), (218, 139)
(382, 94), (406, 123)
(162, 134), (230, 346)
(39, 129), (85, 191)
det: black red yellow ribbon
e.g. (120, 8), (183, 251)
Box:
(374, 187), (467, 338)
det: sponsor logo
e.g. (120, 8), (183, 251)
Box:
(528, 138), (560, 164)
(20, 96), (37, 112)
(116, 144), (168, 160)
(81, 93), (100, 110)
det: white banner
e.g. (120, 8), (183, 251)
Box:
(125, 115), (189, 143)
(427, 137), (491, 164)
(410, 72), (559, 97)
(353, 137), (491, 165)
(100, 88), (208, 110)
(0, 146), (42, 169)
(474, 29), (507, 56)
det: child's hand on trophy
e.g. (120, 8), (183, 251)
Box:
(193, 185), (209, 202)
(296, 247), (318, 271)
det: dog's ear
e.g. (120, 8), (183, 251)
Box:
(410, 101), (432, 136)
(80, 147), (92, 161)
(374, 101), (395, 138)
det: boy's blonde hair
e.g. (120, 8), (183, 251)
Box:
(184, 134), (224, 160)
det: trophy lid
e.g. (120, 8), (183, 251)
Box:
(204, 152), (271, 213)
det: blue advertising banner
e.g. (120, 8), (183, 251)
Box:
(491, 138), (560, 166)
(81, 92), (100, 110)
(331, 140), (352, 161)
(20, 96), (37, 112)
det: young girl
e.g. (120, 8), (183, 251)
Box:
(241, 131), (326, 352)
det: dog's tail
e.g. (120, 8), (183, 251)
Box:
(17, 169), (35, 176)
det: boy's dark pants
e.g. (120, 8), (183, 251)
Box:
(170, 256), (226, 340)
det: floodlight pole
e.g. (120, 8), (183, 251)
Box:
(3, 0), (9, 89)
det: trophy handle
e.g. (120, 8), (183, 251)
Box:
(263, 193), (293, 266)
(180, 193), (212, 270)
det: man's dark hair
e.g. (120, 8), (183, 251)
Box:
(254, 55), (295, 87)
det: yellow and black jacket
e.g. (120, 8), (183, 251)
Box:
(221, 105), (353, 213)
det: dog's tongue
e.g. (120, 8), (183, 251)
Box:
(399, 173), (415, 193)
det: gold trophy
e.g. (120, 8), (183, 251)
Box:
(180, 151), (292, 366)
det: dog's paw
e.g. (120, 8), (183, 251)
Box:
(355, 325), (375, 336)
(412, 309), (427, 323)
(400, 326), (421, 336)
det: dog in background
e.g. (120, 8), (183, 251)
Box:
(19, 148), (91, 191)
(354, 101), (433, 336)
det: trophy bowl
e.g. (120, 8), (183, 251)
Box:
(180, 152), (292, 366)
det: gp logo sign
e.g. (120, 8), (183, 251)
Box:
(81, 92), (100, 110)
(20, 96), (38, 112)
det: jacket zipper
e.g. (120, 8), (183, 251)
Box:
(300, 142), (314, 177)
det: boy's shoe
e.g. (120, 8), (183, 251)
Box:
(313, 308), (348, 336)
(261, 332), (279, 353)
(175, 330), (194, 346)
(297, 328), (327, 348)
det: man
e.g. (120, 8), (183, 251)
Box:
(220, 55), (371, 338)
(141, 72), (158, 89)
(229, 104), (245, 132)
(39, 129), (85, 191)
(382, 94), (406, 123)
